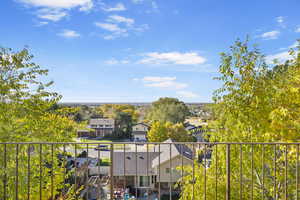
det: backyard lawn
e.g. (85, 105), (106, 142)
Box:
(78, 138), (130, 150)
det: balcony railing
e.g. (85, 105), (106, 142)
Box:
(0, 142), (299, 200)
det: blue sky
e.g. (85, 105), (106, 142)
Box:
(1, 0), (299, 102)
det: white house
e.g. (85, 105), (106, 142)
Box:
(112, 151), (160, 196)
(132, 123), (149, 141)
(152, 139), (194, 189)
(111, 139), (194, 196)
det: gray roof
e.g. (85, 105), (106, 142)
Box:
(152, 139), (193, 167)
(89, 118), (114, 125)
(133, 122), (150, 127)
(132, 131), (147, 135)
(185, 125), (197, 131)
(113, 151), (160, 176)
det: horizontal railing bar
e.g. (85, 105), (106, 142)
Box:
(1, 142), (300, 145)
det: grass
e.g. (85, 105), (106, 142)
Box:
(78, 138), (129, 150)
(77, 138), (155, 150)
(80, 139), (113, 143)
(99, 157), (111, 166)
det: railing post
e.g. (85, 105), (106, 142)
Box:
(110, 144), (114, 200)
(3, 144), (7, 200)
(15, 144), (19, 200)
(226, 144), (231, 200)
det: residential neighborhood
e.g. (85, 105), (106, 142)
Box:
(68, 101), (210, 199)
(132, 123), (149, 142)
(66, 138), (208, 199)
(78, 118), (116, 138)
(1, 0), (300, 199)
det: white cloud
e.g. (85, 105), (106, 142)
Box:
(19, 0), (93, 22)
(151, 1), (158, 9)
(176, 91), (199, 98)
(58, 29), (80, 38)
(37, 8), (67, 21)
(276, 16), (285, 28)
(145, 81), (188, 89)
(94, 22), (126, 33)
(101, 3), (126, 12)
(20, 0), (93, 9)
(139, 52), (206, 65)
(133, 24), (149, 32)
(107, 15), (134, 26)
(95, 15), (148, 40)
(121, 60), (130, 64)
(79, 1), (93, 11)
(103, 35), (116, 40)
(36, 21), (49, 26)
(142, 76), (176, 82)
(145, 0), (159, 13)
(105, 59), (119, 65)
(276, 16), (284, 23)
(140, 76), (188, 90)
(131, 0), (144, 4)
(289, 42), (298, 48)
(295, 27), (300, 33)
(260, 30), (280, 40)
(265, 51), (292, 64)
(104, 58), (130, 65)
(95, 22), (128, 39)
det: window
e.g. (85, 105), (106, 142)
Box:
(139, 176), (150, 187)
(166, 168), (170, 173)
(151, 175), (157, 184)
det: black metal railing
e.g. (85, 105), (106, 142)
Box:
(0, 142), (299, 200)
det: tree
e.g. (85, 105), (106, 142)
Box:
(99, 104), (139, 138)
(179, 39), (300, 200)
(146, 97), (190, 124)
(0, 47), (78, 199)
(73, 112), (84, 122)
(148, 121), (194, 142)
(114, 111), (133, 138)
(147, 121), (168, 142)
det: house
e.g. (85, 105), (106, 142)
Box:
(112, 151), (160, 196)
(192, 129), (206, 142)
(152, 139), (194, 189)
(112, 139), (194, 197)
(184, 123), (206, 142)
(81, 118), (115, 138)
(132, 123), (149, 141)
(184, 123), (197, 131)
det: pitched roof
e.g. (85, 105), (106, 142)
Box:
(133, 122), (150, 127)
(89, 118), (114, 125)
(132, 131), (147, 135)
(152, 139), (193, 167)
(113, 151), (160, 176)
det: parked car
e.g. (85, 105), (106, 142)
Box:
(94, 144), (109, 151)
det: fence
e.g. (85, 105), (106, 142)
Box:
(0, 142), (299, 200)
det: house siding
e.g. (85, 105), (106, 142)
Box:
(154, 155), (193, 183)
